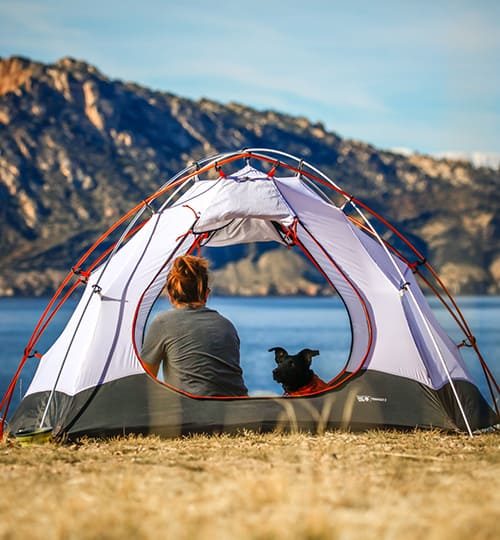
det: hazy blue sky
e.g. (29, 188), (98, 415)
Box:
(1, 0), (499, 155)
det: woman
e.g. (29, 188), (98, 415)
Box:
(141, 255), (248, 396)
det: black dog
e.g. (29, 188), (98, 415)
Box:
(269, 347), (328, 396)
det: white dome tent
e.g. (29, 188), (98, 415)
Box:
(1, 149), (498, 440)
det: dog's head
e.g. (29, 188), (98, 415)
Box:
(269, 347), (320, 393)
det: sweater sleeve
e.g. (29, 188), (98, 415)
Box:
(141, 317), (166, 371)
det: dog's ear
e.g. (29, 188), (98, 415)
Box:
(268, 347), (288, 364)
(298, 349), (320, 366)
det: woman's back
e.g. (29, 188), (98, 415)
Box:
(142, 306), (248, 396)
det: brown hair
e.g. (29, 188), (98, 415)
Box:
(166, 255), (209, 307)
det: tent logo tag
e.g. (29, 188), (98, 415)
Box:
(356, 395), (388, 403)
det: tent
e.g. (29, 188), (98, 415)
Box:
(1, 149), (498, 440)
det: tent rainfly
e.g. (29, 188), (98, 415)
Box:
(1, 149), (498, 440)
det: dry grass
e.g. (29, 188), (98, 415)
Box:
(0, 430), (499, 540)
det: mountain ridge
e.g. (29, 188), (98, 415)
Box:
(0, 55), (499, 296)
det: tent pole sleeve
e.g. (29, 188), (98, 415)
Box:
(39, 287), (96, 428)
(349, 202), (474, 437)
(38, 204), (151, 429)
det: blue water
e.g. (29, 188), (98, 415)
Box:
(1, 296), (499, 413)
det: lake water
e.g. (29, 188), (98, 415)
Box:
(1, 296), (499, 414)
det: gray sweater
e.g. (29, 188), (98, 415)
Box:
(141, 306), (248, 396)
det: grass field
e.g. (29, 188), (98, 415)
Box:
(1, 430), (499, 540)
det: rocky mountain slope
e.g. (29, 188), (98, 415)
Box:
(0, 56), (499, 296)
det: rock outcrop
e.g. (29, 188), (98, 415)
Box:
(211, 249), (330, 297)
(0, 55), (499, 296)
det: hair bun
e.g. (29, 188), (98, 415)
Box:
(166, 255), (209, 306)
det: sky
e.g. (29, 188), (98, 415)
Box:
(1, 0), (499, 157)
